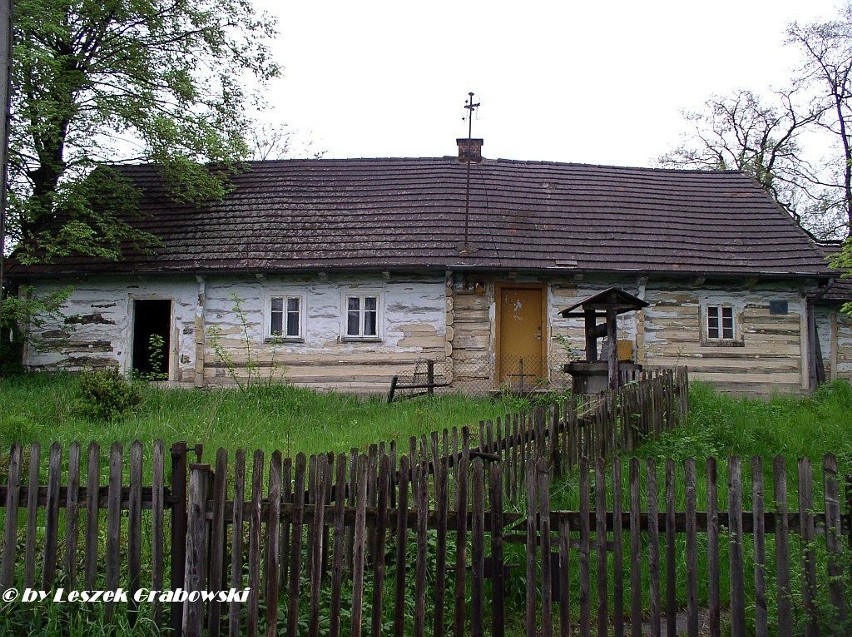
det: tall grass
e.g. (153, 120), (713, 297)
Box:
(0, 373), (527, 459)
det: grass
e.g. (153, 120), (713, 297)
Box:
(0, 372), (533, 459)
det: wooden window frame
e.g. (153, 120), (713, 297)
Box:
(342, 292), (382, 342)
(266, 294), (306, 342)
(701, 303), (743, 346)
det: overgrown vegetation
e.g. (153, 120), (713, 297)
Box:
(75, 368), (144, 422)
(0, 373), (521, 459)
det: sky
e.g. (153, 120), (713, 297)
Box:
(252, 0), (843, 167)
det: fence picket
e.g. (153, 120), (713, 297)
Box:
(266, 451), (282, 637)
(183, 464), (210, 637)
(629, 457), (641, 637)
(370, 454), (389, 637)
(823, 454), (846, 624)
(595, 457), (608, 637)
(105, 442), (122, 622)
(435, 457), (449, 637)
(752, 456), (767, 637)
(128, 441), (143, 625)
(707, 457), (720, 637)
(286, 453), (306, 637)
(204, 449), (227, 637)
(558, 517), (571, 637)
(685, 458), (698, 637)
(350, 455), (369, 637)
(538, 458), (553, 637)
(728, 457), (745, 637)
(41, 443), (62, 590)
(612, 458), (624, 637)
(308, 453), (327, 637)
(65, 442), (81, 591)
(647, 458), (661, 637)
(453, 429), (470, 637)
(490, 462), (505, 637)
(414, 459), (429, 637)
(392, 455), (410, 637)
(579, 456), (591, 637)
(246, 451), (265, 637)
(798, 457), (817, 637)
(152, 440), (165, 626)
(84, 443), (99, 591)
(330, 454), (348, 637)
(1, 444), (21, 589)
(24, 443), (40, 589)
(774, 456), (793, 637)
(229, 450), (247, 637)
(471, 458), (486, 637)
(525, 458), (538, 637)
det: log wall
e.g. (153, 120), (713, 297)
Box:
(23, 272), (830, 396)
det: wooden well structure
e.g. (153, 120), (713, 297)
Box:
(559, 287), (649, 393)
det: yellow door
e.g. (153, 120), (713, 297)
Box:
(499, 287), (545, 389)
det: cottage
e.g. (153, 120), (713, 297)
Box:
(8, 140), (845, 396)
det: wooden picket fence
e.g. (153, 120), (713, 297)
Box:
(0, 367), (745, 637)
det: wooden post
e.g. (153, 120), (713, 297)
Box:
(427, 359), (435, 397)
(607, 308), (618, 391)
(387, 376), (398, 403)
(183, 463), (211, 637)
(584, 308), (598, 362)
(170, 442), (189, 637)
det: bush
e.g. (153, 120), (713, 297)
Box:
(76, 368), (143, 421)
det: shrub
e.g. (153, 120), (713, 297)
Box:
(76, 368), (143, 421)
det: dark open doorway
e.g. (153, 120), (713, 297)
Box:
(132, 299), (171, 379)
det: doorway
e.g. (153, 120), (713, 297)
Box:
(132, 299), (171, 379)
(497, 286), (546, 390)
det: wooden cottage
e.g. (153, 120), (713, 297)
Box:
(8, 142), (847, 396)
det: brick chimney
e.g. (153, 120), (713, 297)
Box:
(456, 138), (484, 163)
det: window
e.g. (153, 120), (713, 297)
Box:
(706, 305), (734, 340)
(269, 296), (303, 340)
(345, 295), (379, 339)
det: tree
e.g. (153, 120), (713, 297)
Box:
(661, 4), (852, 240)
(659, 89), (823, 228)
(8, 0), (281, 263)
(788, 5), (852, 238)
(247, 121), (326, 161)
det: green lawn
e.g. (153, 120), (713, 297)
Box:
(0, 373), (529, 458)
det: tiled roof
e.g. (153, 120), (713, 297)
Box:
(8, 157), (832, 278)
(817, 243), (852, 302)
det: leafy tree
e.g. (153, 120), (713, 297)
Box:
(8, 0), (281, 263)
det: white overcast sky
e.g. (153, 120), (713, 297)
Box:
(252, 0), (842, 167)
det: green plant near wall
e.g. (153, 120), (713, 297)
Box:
(207, 294), (284, 392)
(146, 333), (167, 381)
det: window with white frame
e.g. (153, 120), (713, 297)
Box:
(269, 295), (304, 340)
(705, 304), (735, 341)
(345, 294), (380, 339)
